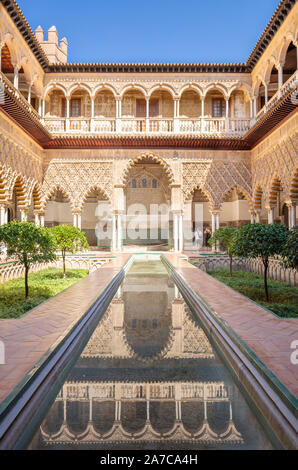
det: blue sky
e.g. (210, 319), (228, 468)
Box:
(17, 0), (280, 63)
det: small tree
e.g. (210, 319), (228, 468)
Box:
(208, 227), (237, 276)
(233, 223), (288, 302)
(0, 221), (57, 298)
(51, 225), (89, 279)
(282, 225), (298, 270)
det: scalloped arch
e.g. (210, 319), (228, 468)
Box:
(42, 185), (73, 211)
(79, 185), (110, 211)
(221, 184), (253, 210)
(121, 153), (175, 186)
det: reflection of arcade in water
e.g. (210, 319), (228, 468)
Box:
(38, 381), (243, 446)
(27, 260), (274, 449)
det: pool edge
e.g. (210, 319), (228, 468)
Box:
(161, 254), (297, 450)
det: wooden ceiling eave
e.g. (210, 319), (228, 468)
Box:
(244, 89), (298, 147)
(0, 86), (51, 145)
(43, 134), (251, 150)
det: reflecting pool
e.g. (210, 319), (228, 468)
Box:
(27, 259), (276, 450)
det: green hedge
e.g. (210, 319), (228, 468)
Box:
(208, 269), (298, 318)
(0, 268), (88, 319)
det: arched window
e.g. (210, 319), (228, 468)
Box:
(152, 179), (157, 188)
(132, 179), (137, 188)
(142, 178), (147, 188)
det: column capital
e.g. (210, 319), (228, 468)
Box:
(171, 209), (183, 215)
(112, 209), (125, 215)
(276, 61), (285, 70)
(33, 210), (43, 216)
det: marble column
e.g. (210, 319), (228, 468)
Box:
(211, 213), (216, 234)
(20, 210), (27, 221)
(112, 213), (117, 252)
(34, 213), (40, 226)
(90, 97), (95, 132)
(253, 97), (257, 116)
(178, 212), (183, 252)
(249, 99), (253, 119)
(175, 400), (182, 421)
(0, 206), (7, 225)
(277, 63), (284, 90)
(13, 65), (19, 89)
(211, 212), (217, 252)
(288, 203), (296, 229)
(73, 213), (78, 227)
(66, 97), (70, 131)
(146, 400), (150, 422)
(292, 204), (296, 228)
(268, 208), (274, 224)
(117, 213), (122, 251)
(27, 85), (31, 105)
(201, 97), (205, 117)
(173, 99), (180, 133)
(264, 83), (268, 104)
(116, 98), (122, 132)
(173, 213), (179, 252)
(89, 398), (93, 422)
(216, 212), (220, 230)
(77, 213), (82, 230)
(145, 97), (150, 133)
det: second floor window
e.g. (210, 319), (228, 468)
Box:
(71, 99), (81, 117)
(62, 98), (82, 117)
(212, 98), (226, 117)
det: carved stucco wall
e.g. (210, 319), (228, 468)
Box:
(182, 161), (252, 210)
(0, 113), (43, 208)
(1, 113), (297, 215)
(251, 112), (298, 208)
(41, 160), (113, 211)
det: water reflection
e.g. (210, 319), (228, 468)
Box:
(28, 260), (274, 450)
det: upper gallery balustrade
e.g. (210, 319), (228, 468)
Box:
(41, 86), (253, 137)
(1, 69), (296, 138)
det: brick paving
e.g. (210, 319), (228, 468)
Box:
(165, 253), (298, 398)
(0, 254), (130, 403)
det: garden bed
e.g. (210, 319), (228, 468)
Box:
(208, 269), (298, 318)
(0, 268), (88, 319)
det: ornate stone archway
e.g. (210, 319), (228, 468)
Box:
(121, 153), (175, 249)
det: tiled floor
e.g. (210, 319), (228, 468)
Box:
(0, 254), (130, 403)
(165, 253), (298, 398)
